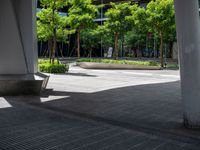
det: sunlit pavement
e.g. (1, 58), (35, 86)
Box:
(1, 66), (200, 150)
(48, 66), (180, 93)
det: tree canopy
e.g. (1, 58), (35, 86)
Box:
(104, 2), (133, 59)
(37, 0), (176, 62)
(37, 0), (69, 63)
(67, 0), (99, 58)
(146, 0), (175, 67)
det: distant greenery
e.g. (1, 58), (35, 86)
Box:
(77, 58), (159, 66)
(146, 0), (175, 67)
(37, 0), (71, 64)
(39, 59), (69, 73)
(166, 63), (179, 70)
(67, 0), (99, 59)
(37, 0), (176, 65)
(104, 2), (134, 59)
(80, 29), (100, 58)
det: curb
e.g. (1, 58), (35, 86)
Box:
(77, 62), (161, 70)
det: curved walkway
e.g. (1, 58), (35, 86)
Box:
(0, 67), (200, 149)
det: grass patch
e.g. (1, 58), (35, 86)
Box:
(39, 59), (69, 73)
(166, 63), (179, 70)
(77, 58), (159, 66)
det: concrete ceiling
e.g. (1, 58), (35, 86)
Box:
(93, 0), (151, 5)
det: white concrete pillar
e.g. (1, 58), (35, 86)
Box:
(175, 0), (200, 127)
(0, 0), (37, 74)
(0, 0), (48, 95)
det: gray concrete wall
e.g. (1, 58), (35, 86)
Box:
(0, 0), (37, 74)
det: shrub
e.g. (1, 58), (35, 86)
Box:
(166, 63), (179, 70)
(148, 61), (158, 66)
(39, 59), (69, 73)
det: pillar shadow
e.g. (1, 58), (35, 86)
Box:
(2, 81), (200, 146)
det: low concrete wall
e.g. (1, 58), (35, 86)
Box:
(78, 62), (161, 70)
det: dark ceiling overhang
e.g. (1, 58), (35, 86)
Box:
(93, 0), (151, 5)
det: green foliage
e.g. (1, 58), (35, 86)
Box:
(166, 63), (179, 70)
(37, 0), (69, 43)
(77, 58), (159, 66)
(105, 2), (133, 34)
(81, 29), (100, 51)
(146, 0), (176, 44)
(67, 0), (99, 30)
(67, 0), (99, 58)
(37, 0), (71, 64)
(36, 0), (176, 62)
(96, 25), (114, 51)
(125, 30), (146, 50)
(39, 59), (69, 73)
(80, 27), (114, 56)
(104, 2), (134, 59)
(129, 4), (147, 33)
(146, 0), (175, 67)
(146, 0), (175, 34)
(123, 5), (148, 56)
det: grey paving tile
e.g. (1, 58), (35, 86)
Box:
(153, 142), (184, 150)
(129, 138), (166, 150)
(0, 68), (200, 150)
(99, 135), (151, 150)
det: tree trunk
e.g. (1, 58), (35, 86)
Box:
(39, 41), (42, 56)
(77, 30), (80, 59)
(48, 39), (52, 59)
(114, 32), (119, 60)
(121, 36), (124, 57)
(59, 43), (64, 58)
(169, 41), (173, 58)
(52, 29), (57, 64)
(89, 49), (93, 58)
(160, 31), (164, 68)
(51, 0), (56, 64)
(48, 39), (54, 63)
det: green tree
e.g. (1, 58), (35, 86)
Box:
(125, 4), (148, 57)
(80, 29), (100, 58)
(125, 30), (146, 57)
(129, 4), (147, 34)
(105, 2), (133, 59)
(80, 26), (114, 58)
(67, 0), (99, 58)
(96, 25), (114, 57)
(37, 0), (69, 64)
(146, 0), (175, 67)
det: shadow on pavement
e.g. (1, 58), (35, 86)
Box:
(3, 81), (200, 144)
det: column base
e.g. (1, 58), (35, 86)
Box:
(0, 73), (49, 96)
(184, 116), (200, 129)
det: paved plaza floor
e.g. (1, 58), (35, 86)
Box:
(1, 66), (200, 149)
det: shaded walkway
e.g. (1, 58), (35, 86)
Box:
(1, 81), (200, 149)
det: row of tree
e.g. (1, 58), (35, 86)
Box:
(37, 0), (175, 67)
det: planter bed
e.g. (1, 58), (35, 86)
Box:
(78, 62), (161, 70)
